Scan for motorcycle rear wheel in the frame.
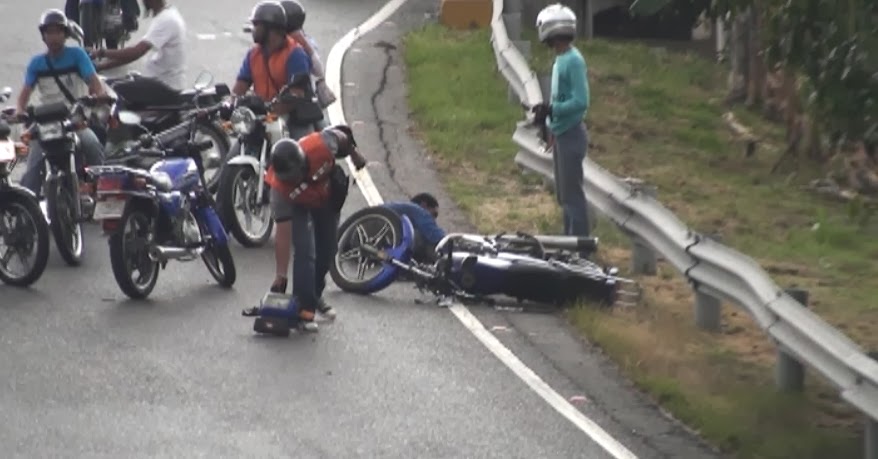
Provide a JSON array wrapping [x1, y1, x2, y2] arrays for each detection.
[[109, 205, 159, 299], [0, 194, 50, 287]]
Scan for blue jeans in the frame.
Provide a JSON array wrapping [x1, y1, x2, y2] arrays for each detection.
[[20, 127, 105, 197], [552, 122, 590, 237], [289, 204, 339, 313]]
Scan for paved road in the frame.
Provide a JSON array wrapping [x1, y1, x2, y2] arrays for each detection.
[[0, 1, 719, 458]]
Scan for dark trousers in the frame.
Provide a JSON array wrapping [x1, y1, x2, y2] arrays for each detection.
[[290, 204, 339, 313]]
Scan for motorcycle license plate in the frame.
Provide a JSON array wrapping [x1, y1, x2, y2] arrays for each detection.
[[0, 140, 14, 162], [93, 197, 126, 220]]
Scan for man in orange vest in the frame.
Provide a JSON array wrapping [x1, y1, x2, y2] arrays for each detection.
[[244, 125, 367, 333]]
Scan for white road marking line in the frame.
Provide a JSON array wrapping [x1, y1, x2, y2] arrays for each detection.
[[196, 33, 217, 40], [326, 2, 639, 458]]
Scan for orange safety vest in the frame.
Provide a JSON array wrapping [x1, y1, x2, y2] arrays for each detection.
[[247, 36, 302, 101], [265, 132, 335, 208]]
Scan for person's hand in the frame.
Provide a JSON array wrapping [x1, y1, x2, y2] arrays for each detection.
[[351, 151, 367, 170], [85, 47, 100, 60], [531, 102, 551, 122]]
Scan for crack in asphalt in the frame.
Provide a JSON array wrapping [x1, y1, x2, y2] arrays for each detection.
[[371, 40, 399, 185]]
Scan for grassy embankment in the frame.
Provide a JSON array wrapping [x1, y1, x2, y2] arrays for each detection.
[[402, 23, 873, 458]]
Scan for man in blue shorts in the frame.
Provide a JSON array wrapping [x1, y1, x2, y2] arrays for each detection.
[[17, 9, 107, 197], [384, 193, 447, 263]]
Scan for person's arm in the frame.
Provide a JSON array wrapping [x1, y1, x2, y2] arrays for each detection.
[[96, 18, 171, 70], [233, 53, 254, 97], [550, 55, 589, 119], [284, 47, 311, 97], [74, 48, 106, 97], [16, 58, 38, 113], [324, 130, 367, 169]]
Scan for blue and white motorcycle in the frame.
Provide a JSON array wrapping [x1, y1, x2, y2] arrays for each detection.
[[87, 109, 236, 299]]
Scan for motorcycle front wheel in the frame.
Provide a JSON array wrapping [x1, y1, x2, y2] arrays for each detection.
[[329, 206, 406, 294], [0, 192, 50, 287], [45, 176, 84, 266], [201, 240, 236, 288], [217, 165, 273, 248], [109, 204, 159, 299]]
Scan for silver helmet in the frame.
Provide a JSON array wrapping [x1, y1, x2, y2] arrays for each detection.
[[535, 3, 577, 43]]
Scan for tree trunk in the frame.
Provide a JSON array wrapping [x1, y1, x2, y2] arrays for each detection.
[[745, 6, 765, 108], [726, 8, 750, 104]]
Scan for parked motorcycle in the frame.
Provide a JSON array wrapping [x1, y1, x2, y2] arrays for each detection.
[[100, 71, 232, 193], [78, 0, 130, 50], [87, 110, 236, 300], [215, 83, 302, 248], [21, 94, 116, 267], [0, 87, 50, 287]]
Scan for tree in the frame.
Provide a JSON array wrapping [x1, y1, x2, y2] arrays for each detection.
[[631, 0, 878, 160]]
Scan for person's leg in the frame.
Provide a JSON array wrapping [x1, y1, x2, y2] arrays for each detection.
[[269, 189, 294, 292], [290, 205, 319, 331], [65, 0, 79, 22], [555, 123, 590, 237], [20, 142, 46, 197], [78, 127, 105, 167], [311, 205, 339, 319]]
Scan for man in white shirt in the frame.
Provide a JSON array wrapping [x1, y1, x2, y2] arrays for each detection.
[[90, 0, 186, 90]]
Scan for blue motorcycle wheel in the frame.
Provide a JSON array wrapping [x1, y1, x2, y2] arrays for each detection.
[[109, 205, 159, 299], [329, 206, 404, 294]]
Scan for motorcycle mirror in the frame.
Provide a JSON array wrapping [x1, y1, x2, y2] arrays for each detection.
[[0, 87, 12, 102], [243, 24, 253, 33], [193, 71, 214, 90], [117, 110, 142, 126]]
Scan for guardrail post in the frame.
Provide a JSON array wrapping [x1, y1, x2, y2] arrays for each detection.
[[506, 41, 531, 103], [624, 179, 657, 275], [775, 288, 809, 392], [502, 12, 522, 41], [538, 72, 551, 102], [867, 412, 878, 459], [694, 291, 721, 332]]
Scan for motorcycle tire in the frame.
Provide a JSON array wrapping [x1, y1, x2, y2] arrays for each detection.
[[197, 120, 232, 195], [109, 204, 159, 299], [329, 205, 405, 294], [217, 166, 273, 248], [201, 241, 236, 288], [0, 193, 50, 287], [45, 176, 84, 267]]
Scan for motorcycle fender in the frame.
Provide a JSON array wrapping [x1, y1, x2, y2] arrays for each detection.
[[195, 205, 229, 245], [0, 183, 39, 202], [363, 215, 416, 292], [225, 154, 259, 172]]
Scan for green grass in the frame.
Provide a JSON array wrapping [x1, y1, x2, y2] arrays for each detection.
[[402, 22, 866, 458]]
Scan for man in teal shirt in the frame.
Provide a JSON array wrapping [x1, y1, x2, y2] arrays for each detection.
[[533, 4, 591, 237]]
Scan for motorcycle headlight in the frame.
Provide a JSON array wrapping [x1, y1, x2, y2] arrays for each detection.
[[230, 106, 256, 136]]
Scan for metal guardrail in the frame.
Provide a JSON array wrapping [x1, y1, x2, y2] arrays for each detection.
[[491, 0, 878, 454]]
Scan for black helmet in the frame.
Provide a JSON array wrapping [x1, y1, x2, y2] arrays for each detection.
[[271, 138, 307, 183], [38, 9, 70, 35], [279, 0, 306, 33], [249, 1, 287, 31]]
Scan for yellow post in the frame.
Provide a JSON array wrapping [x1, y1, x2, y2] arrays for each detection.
[[439, 0, 493, 30]]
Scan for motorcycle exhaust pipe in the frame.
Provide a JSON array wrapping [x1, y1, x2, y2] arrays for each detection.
[[149, 245, 199, 261]]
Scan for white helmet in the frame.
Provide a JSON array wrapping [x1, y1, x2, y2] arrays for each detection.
[[535, 3, 577, 43]]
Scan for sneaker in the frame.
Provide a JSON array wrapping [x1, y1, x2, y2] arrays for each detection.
[[298, 309, 318, 333], [316, 298, 337, 320]]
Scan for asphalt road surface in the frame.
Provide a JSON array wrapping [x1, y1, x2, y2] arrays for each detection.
[[0, 1, 719, 457]]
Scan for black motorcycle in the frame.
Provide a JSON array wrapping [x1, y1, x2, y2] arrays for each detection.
[[22, 94, 115, 266], [100, 71, 232, 193], [0, 87, 50, 287]]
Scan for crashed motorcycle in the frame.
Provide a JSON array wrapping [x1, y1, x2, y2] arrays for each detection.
[[99, 71, 232, 192], [0, 87, 50, 287], [214, 83, 302, 248], [21, 94, 116, 267], [86, 110, 236, 300], [330, 206, 640, 307]]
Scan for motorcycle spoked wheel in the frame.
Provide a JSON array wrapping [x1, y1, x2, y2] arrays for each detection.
[[45, 176, 84, 267], [329, 206, 405, 294], [0, 195, 50, 287], [199, 220, 236, 288], [217, 166, 273, 248], [109, 205, 159, 299], [196, 121, 232, 195]]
